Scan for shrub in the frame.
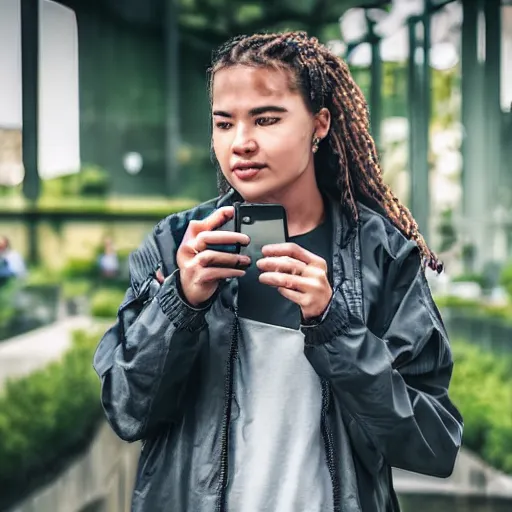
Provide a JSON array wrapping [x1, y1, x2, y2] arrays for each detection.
[[78, 164, 110, 197], [0, 279, 19, 330], [437, 295, 512, 325], [450, 341, 512, 473], [24, 266, 61, 287], [90, 287, 125, 318], [0, 329, 104, 509], [61, 256, 98, 280], [434, 295, 481, 310], [62, 279, 92, 300], [451, 273, 485, 288], [500, 262, 512, 299]]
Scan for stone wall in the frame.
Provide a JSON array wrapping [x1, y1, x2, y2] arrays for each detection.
[[8, 422, 140, 512], [399, 494, 512, 512], [394, 448, 512, 512]]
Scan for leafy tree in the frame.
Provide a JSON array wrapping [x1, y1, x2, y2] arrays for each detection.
[[178, 0, 354, 47]]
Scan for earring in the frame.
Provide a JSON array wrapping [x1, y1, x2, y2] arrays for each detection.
[[312, 136, 321, 153]]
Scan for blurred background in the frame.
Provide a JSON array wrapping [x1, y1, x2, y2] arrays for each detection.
[[0, 0, 511, 511]]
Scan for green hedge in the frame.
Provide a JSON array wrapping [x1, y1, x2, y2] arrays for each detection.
[[436, 295, 512, 324], [0, 329, 104, 509], [0, 280, 18, 330], [451, 341, 512, 473], [90, 288, 126, 318], [0, 195, 198, 218]]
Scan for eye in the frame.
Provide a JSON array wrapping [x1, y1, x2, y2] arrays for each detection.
[[215, 122, 232, 130], [256, 117, 280, 127]]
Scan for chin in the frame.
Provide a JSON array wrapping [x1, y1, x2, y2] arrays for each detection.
[[233, 183, 277, 203]]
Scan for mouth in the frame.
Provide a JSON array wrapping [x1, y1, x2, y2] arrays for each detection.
[[232, 162, 267, 180]]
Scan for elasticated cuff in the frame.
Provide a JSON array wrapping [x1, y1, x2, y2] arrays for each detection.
[[301, 288, 350, 345], [157, 271, 211, 332]]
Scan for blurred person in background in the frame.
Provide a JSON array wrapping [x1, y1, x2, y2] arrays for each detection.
[[93, 32, 463, 512], [0, 235, 26, 286], [97, 235, 119, 279]]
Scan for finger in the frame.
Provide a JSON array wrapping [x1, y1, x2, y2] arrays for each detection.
[[200, 206, 235, 232], [300, 264, 329, 281], [258, 272, 310, 292], [195, 230, 250, 251], [262, 243, 327, 271], [199, 267, 246, 283], [276, 286, 306, 306], [256, 256, 306, 275], [184, 207, 235, 240], [196, 251, 251, 269], [155, 269, 165, 284]]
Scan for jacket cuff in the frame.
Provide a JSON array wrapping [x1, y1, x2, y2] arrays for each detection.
[[157, 271, 211, 332], [301, 288, 350, 345]]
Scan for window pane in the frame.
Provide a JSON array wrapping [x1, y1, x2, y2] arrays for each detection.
[[39, 0, 80, 179], [502, 5, 512, 112], [0, 0, 23, 187]]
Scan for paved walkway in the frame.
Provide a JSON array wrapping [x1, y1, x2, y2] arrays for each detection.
[[0, 316, 93, 389]]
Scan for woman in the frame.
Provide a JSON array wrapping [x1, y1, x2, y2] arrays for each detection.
[[93, 31, 463, 512]]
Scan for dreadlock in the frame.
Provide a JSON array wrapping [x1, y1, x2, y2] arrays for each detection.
[[207, 31, 442, 273]]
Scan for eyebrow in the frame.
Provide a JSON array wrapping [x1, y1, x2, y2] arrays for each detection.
[[212, 105, 288, 118]]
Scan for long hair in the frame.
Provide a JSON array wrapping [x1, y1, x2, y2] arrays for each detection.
[[207, 31, 442, 273]]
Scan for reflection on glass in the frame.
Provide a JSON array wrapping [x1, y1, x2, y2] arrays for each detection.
[[502, 6, 512, 112], [0, 0, 23, 188], [39, 0, 80, 180]]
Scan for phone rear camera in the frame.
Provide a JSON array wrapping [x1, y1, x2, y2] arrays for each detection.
[[242, 216, 252, 224]]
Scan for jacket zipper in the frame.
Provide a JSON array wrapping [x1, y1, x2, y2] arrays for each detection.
[[321, 379, 341, 512], [216, 305, 239, 512]]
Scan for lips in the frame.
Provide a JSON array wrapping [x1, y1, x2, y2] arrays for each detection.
[[232, 162, 267, 180]]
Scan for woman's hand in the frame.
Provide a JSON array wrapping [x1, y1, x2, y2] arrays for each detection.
[[256, 243, 332, 320], [158, 207, 251, 307]]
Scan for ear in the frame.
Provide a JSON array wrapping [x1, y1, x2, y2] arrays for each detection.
[[313, 108, 331, 140]]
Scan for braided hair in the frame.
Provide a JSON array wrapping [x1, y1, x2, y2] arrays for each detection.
[[207, 31, 442, 273]]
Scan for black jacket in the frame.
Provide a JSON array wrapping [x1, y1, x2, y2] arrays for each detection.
[[93, 190, 463, 512]]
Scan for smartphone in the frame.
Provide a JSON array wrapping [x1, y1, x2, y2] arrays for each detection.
[[235, 203, 300, 329], [204, 203, 289, 255], [234, 203, 289, 257]]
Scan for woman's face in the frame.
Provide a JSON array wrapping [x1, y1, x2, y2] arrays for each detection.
[[211, 65, 330, 203]]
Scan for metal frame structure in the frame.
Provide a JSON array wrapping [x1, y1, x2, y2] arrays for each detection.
[[16, 0, 510, 267], [345, 0, 507, 267], [20, 0, 40, 263]]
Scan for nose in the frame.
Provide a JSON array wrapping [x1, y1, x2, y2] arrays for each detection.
[[232, 126, 257, 155]]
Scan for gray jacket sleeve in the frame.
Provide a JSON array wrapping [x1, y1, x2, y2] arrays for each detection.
[[93, 235, 209, 442], [303, 241, 463, 478]]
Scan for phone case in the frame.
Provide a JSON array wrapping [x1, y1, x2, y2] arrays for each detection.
[[235, 204, 289, 255], [235, 203, 300, 329]]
